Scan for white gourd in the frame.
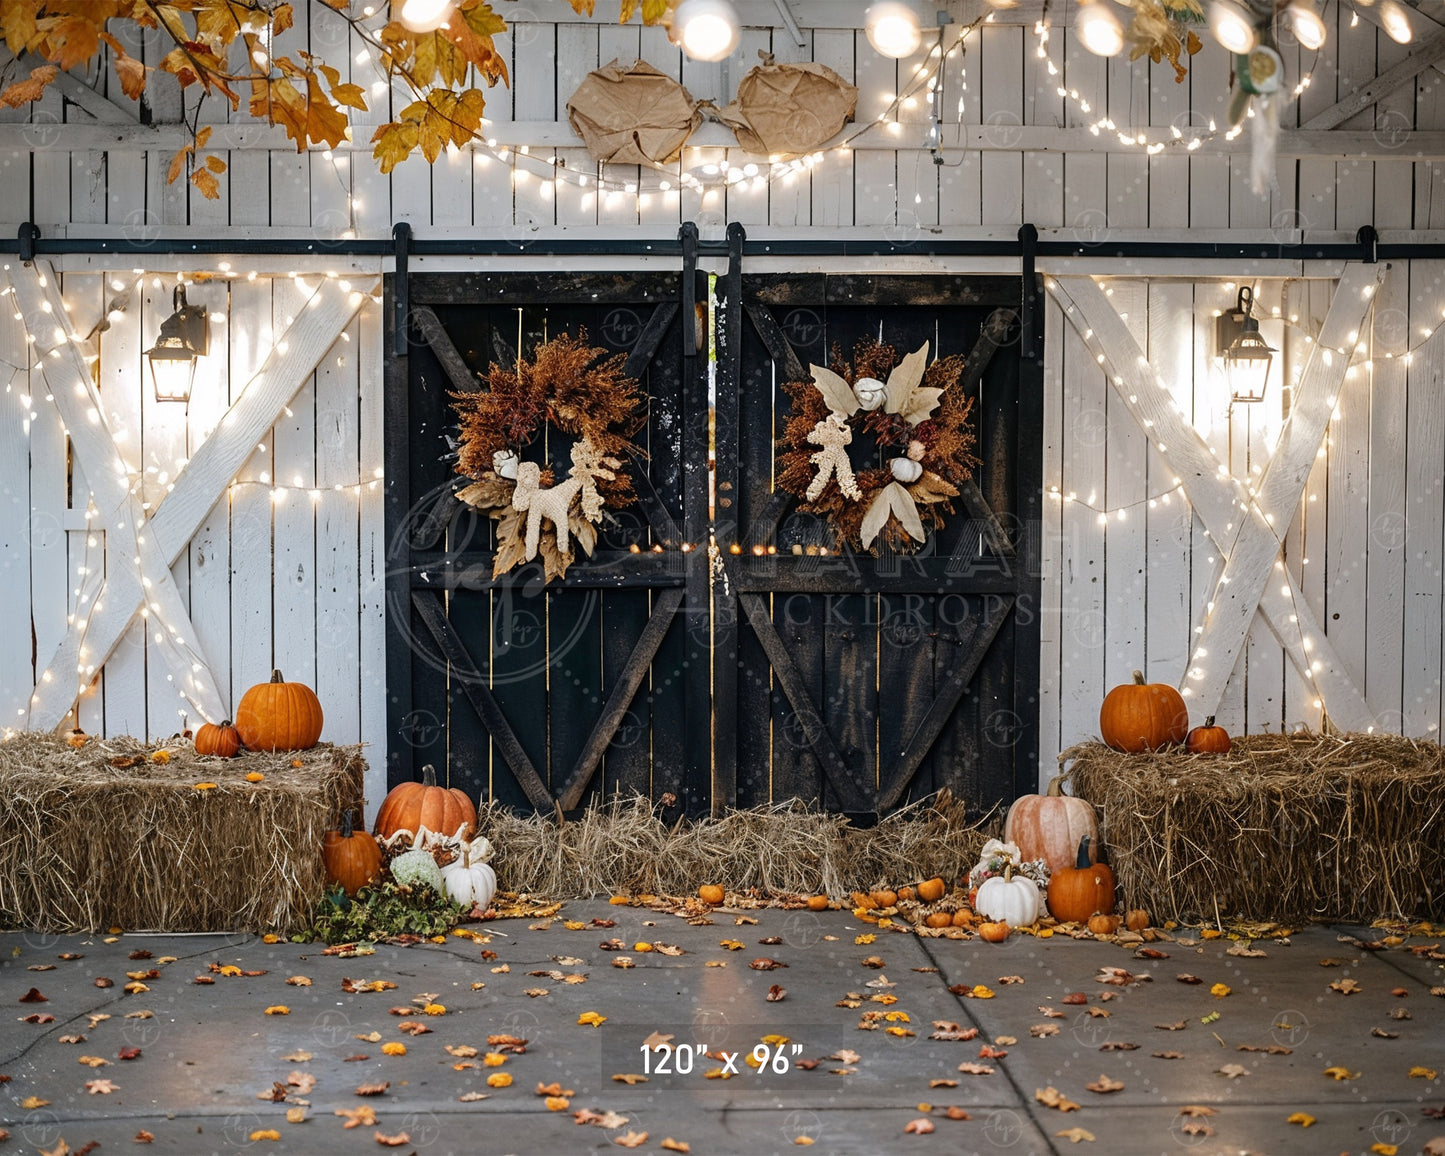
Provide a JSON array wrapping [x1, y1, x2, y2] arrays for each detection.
[[440, 836, 498, 909], [974, 868, 1043, 926]]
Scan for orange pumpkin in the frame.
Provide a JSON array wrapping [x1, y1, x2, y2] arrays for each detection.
[[977, 921, 1010, 943], [916, 877, 946, 903], [1003, 776, 1098, 873], [1186, 716, 1231, 755], [1047, 835, 1116, 924], [699, 884, 725, 905], [194, 720, 242, 758], [870, 889, 898, 909], [924, 912, 953, 929], [374, 764, 477, 844], [235, 670, 323, 751], [1099, 670, 1188, 752], [1088, 913, 1121, 936], [951, 909, 973, 927], [323, 811, 382, 896], [896, 886, 916, 903], [1125, 908, 1151, 931], [806, 895, 830, 911]]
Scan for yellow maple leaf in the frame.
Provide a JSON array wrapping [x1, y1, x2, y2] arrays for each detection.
[[1, 2, 41, 56], [20, 1095, 49, 1109], [45, 15, 100, 72], [371, 122, 419, 174], [577, 1011, 607, 1027], [1210, 983, 1231, 998], [855, 934, 876, 945], [1322, 1066, 1359, 1080], [972, 985, 995, 999], [192, 780, 217, 790], [1369, 1145, 1398, 1156], [1286, 1112, 1315, 1126], [249, 1129, 282, 1141], [620, 0, 639, 21], [486, 1071, 512, 1087], [641, 0, 667, 20], [482, 1053, 506, 1066], [423, 1003, 446, 1015], [1409, 1065, 1438, 1079], [569, 0, 597, 14], [719, 939, 744, 951], [263, 1005, 289, 1015]]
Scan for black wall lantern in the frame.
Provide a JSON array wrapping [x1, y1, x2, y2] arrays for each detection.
[[1215, 285, 1276, 405], [146, 284, 209, 404]]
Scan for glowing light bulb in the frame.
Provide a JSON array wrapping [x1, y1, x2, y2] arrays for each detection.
[[865, 1, 923, 59], [671, 0, 741, 61], [1208, 0, 1257, 54], [1076, 3, 1125, 56], [398, 0, 451, 33], [1380, 0, 1413, 43], [1286, 2, 1326, 50]]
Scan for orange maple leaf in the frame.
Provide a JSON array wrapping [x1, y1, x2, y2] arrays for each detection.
[[0, 64, 56, 108]]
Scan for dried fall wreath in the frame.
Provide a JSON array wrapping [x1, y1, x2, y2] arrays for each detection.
[[776, 336, 979, 552], [452, 331, 644, 582]]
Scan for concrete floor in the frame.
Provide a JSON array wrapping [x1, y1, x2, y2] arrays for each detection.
[[1, 904, 1443, 1155]]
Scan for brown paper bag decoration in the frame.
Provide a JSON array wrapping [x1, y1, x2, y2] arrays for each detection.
[[566, 59, 703, 167], [716, 55, 859, 159]]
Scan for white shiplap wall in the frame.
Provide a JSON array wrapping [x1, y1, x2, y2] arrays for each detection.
[[3, 5, 1445, 801]]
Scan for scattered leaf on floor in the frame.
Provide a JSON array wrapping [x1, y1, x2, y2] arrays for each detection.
[[1057, 1127, 1095, 1143], [1036, 1087, 1081, 1111], [1086, 1074, 1123, 1093], [1323, 1066, 1359, 1080], [1286, 1112, 1316, 1127], [903, 1119, 934, 1134]]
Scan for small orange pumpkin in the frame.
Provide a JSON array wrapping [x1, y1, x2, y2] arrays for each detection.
[[870, 889, 898, 909], [924, 912, 953, 929], [977, 921, 1010, 943], [917, 877, 946, 903], [1099, 670, 1188, 752], [235, 670, 323, 751], [851, 891, 876, 911], [1186, 716, 1231, 755], [1046, 836, 1117, 924], [323, 811, 382, 897], [951, 909, 973, 927], [896, 886, 916, 903], [698, 884, 725, 905], [195, 719, 242, 758], [1088, 913, 1121, 936], [806, 895, 829, 911], [1124, 908, 1151, 931], [374, 763, 477, 844]]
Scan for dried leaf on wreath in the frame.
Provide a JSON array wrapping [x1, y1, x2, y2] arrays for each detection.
[[809, 364, 862, 417], [883, 342, 931, 421]]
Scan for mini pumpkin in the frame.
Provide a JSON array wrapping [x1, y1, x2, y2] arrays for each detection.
[[924, 912, 953, 929], [977, 921, 1010, 943], [1099, 670, 1188, 752], [974, 867, 1043, 927], [917, 877, 947, 903], [951, 909, 973, 927], [374, 764, 477, 846], [1046, 836, 1116, 924], [698, 884, 725, 905], [870, 889, 898, 909], [323, 811, 382, 897], [1186, 715, 1231, 754], [1003, 776, 1099, 874], [1088, 913, 1121, 936], [1124, 908, 1151, 931], [195, 719, 242, 758], [807, 895, 830, 911], [235, 670, 323, 751], [440, 836, 497, 909]]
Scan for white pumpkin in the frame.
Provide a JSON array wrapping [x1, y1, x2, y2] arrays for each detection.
[[890, 456, 924, 484], [492, 449, 520, 480], [974, 868, 1043, 926], [440, 836, 497, 909], [853, 377, 887, 411]]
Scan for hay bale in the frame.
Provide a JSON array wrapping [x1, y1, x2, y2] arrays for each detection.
[[0, 733, 364, 933], [1061, 733, 1445, 923], [475, 790, 999, 899]]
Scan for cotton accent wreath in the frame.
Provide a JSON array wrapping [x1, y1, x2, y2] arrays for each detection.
[[776, 337, 979, 553], [452, 331, 643, 582]]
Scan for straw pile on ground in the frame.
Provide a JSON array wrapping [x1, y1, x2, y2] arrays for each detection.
[[0, 733, 364, 933], [474, 789, 998, 898], [1061, 733, 1445, 924]]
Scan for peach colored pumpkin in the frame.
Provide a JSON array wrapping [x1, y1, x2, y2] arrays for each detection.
[[1003, 776, 1099, 874]]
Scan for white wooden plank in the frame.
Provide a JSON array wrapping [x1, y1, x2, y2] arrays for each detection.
[[979, 24, 1022, 226], [1291, 279, 1330, 731], [1058, 296, 1107, 746], [1403, 264, 1445, 735], [1365, 262, 1408, 729], [852, 36, 897, 228], [314, 314, 361, 745], [1106, 51, 1147, 230], [228, 277, 275, 704], [229, 151, 271, 227], [1144, 282, 1195, 696], [596, 24, 644, 229], [94, 268, 148, 738], [186, 275, 232, 717], [514, 20, 560, 230], [270, 275, 318, 691], [811, 30, 855, 227], [0, 272, 33, 727], [1184, 39, 1229, 230], [357, 297, 387, 817], [1038, 292, 1065, 779], [1103, 280, 1148, 689], [555, 23, 600, 228]]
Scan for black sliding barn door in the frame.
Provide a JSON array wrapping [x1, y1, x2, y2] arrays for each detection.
[[384, 271, 712, 814], [385, 243, 1042, 822], [712, 249, 1043, 823]]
